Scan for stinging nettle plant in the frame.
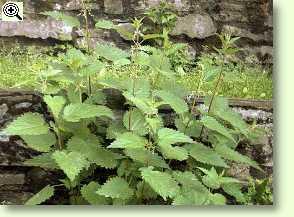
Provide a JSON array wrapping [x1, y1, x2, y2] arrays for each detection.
[[2, 6, 265, 205]]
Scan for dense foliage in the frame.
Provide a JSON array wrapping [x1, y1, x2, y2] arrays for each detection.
[[2, 2, 272, 205]]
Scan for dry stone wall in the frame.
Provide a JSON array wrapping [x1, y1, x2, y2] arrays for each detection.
[[0, 0, 273, 65]]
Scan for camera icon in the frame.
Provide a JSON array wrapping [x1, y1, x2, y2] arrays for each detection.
[[1, 1, 23, 21]]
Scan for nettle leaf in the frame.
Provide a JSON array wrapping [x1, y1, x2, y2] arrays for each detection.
[[4, 113, 49, 136], [198, 167, 221, 189], [222, 183, 245, 203], [67, 134, 101, 152], [126, 79, 151, 98], [158, 128, 194, 146], [209, 193, 226, 205], [172, 190, 208, 205], [21, 132, 56, 152], [140, 167, 180, 200], [106, 121, 128, 139], [108, 132, 147, 149], [95, 19, 116, 29], [52, 151, 90, 181], [204, 96, 229, 114], [63, 103, 113, 122], [85, 90, 107, 105], [124, 149, 169, 169], [61, 48, 88, 70], [201, 116, 235, 142], [41, 11, 80, 27], [123, 108, 148, 136], [157, 128, 193, 161], [43, 95, 66, 119], [81, 182, 110, 205], [185, 143, 228, 168], [216, 110, 249, 137], [25, 185, 55, 205], [66, 135, 121, 169], [215, 144, 262, 170], [95, 43, 130, 62], [97, 177, 134, 200], [136, 181, 158, 200], [175, 117, 201, 138], [146, 116, 163, 134], [80, 61, 105, 76], [154, 90, 188, 114], [123, 92, 156, 115], [172, 171, 208, 194], [24, 152, 58, 169]]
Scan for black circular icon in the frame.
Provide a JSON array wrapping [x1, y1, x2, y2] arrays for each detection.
[[3, 2, 22, 20]]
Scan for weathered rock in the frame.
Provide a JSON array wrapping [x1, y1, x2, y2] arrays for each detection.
[[104, 0, 124, 15], [222, 25, 272, 43], [0, 104, 8, 119], [171, 13, 216, 39], [0, 173, 25, 186], [0, 18, 73, 40], [14, 102, 32, 110]]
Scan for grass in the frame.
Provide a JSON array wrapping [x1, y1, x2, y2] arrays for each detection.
[[0, 46, 50, 89], [179, 67, 273, 100], [0, 47, 273, 100]]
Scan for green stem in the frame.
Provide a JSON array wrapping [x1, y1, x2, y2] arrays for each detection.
[[199, 70, 223, 139]]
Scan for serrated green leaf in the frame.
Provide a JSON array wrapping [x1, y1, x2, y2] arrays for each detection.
[[125, 149, 169, 169], [157, 128, 193, 161], [216, 110, 249, 137], [123, 92, 156, 115], [215, 144, 262, 170], [172, 171, 208, 194], [209, 193, 226, 205], [108, 132, 147, 149], [185, 143, 228, 167], [199, 167, 221, 189], [201, 116, 235, 142], [63, 103, 113, 122], [66, 135, 121, 169], [52, 151, 90, 181], [123, 108, 148, 136], [95, 43, 130, 62], [175, 118, 201, 138], [80, 61, 105, 76], [81, 182, 110, 205], [222, 183, 245, 203], [158, 128, 194, 146], [154, 90, 188, 114], [24, 152, 58, 169], [43, 95, 66, 119], [21, 132, 56, 152], [145, 116, 163, 134], [4, 113, 49, 136], [140, 167, 180, 200], [106, 121, 128, 139], [172, 190, 208, 205], [85, 90, 107, 105], [90, 148, 123, 169], [204, 96, 229, 114], [126, 79, 151, 98], [136, 181, 158, 200], [41, 11, 80, 27], [25, 185, 54, 205], [97, 177, 134, 200], [95, 19, 116, 29], [160, 145, 189, 161]]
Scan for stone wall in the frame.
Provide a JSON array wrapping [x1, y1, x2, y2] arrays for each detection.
[[0, 90, 273, 204], [0, 0, 273, 65]]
